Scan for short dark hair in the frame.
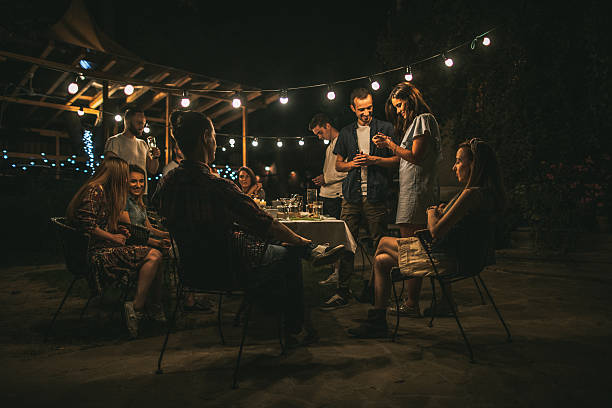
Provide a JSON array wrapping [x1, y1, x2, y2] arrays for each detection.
[[170, 110, 213, 154], [349, 88, 372, 106], [308, 113, 332, 131], [124, 108, 145, 120]]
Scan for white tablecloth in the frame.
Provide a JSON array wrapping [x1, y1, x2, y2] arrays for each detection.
[[280, 218, 357, 253]]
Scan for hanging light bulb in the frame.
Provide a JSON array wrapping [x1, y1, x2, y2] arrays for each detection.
[[324, 139, 330, 145], [77, 107, 85, 116], [404, 66, 413, 82], [443, 53, 454, 67], [370, 77, 380, 91], [279, 89, 289, 104], [68, 79, 79, 94], [232, 93, 242, 108], [143, 124, 150, 134], [276, 139, 283, 148], [221, 146, 227, 152], [124, 84, 134, 95], [252, 138, 258, 147], [229, 138, 235, 145], [326, 84, 336, 101], [298, 138, 305, 146], [180, 90, 190, 108], [482, 36, 491, 46], [114, 114, 122, 122]]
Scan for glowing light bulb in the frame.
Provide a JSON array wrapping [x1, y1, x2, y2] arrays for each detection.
[[232, 97, 242, 108], [124, 84, 134, 95], [404, 67, 413, 82], [324, 139, 330, 145], [252, 138, 258, 147], [143, 125, 150, 134], [370, 79, 380, 91], [327, 90, 336, 100], [444, 56, 454, 67], [482, 37, 491, 46], [221, 147, 227, 152], [68, 82, 79, 94], [77, 107, 85, 116], [276, 139, 283, 148], [298, 138, 305, 146], [280, 89, 289, 104], [180, 97, 190, 107], [229, 138, 235, 145], [114, 114, 122, 122]]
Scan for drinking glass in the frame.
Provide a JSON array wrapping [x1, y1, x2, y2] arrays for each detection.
[[306, 189, 317, 215], [313, 201, 323, 218]]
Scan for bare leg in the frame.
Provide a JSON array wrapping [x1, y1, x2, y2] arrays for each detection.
[[397, 223, 426, 308], [372, 237, 399, 309], [133, 249, 163, 310]]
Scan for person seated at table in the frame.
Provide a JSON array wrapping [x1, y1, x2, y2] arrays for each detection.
[[238, 166, 265, 200], [154, 110, 345, 344], [120, 164, 170, 250], [66, 157, 165, 338], [348, 138, 506, 338]]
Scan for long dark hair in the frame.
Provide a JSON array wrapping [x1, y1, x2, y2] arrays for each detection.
[[385, 82, 432, 136], [458, 138, 506, 212], [238, 166, 257, 192]]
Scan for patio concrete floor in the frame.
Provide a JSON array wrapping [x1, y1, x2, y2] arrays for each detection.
[[1, 237, 611, 407]]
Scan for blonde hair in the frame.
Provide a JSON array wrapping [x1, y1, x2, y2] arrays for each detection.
[[66, 157, 129, 232]]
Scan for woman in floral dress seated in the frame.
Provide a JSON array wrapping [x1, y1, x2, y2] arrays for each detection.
[[66, 157, 165, 338]]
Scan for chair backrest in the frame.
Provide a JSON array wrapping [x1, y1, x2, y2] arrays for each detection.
[[455, 214, 496, 276], [50, 217, 90, 278]]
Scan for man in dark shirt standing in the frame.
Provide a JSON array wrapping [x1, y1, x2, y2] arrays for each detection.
[[155, 111, 343, 340], [322, 88, 399, 309]]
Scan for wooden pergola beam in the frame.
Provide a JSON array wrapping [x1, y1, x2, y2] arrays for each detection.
[[10, 41, 55, 97], [0, 95, 99, 115], [140, 75, 192, 110]]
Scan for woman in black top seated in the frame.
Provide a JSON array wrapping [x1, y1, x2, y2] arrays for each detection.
[[349, 138, 506, 338]]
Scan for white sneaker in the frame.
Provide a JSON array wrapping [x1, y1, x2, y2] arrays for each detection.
[[124, 301, 144, 338], [318, 269, 339, 286], [311, 244, 345, 267]]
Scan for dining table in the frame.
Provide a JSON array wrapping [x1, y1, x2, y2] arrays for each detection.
[[279, 215, 357, 253]]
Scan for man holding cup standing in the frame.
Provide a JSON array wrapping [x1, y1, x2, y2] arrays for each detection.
[[104, 108, 160, 196], [320, 88, 398, 310]]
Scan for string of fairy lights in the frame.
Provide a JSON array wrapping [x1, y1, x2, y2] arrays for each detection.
[[2, 28, 495, 178]]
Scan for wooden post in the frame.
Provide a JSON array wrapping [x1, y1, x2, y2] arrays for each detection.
[[102, 81, 109, 142], [242, 105, 247, 167], [165, 94, 170, 166]]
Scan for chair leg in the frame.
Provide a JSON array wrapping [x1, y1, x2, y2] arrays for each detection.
[[217, 294, 225, 345], [79, 295, 93, 320], [392, 280, 401, 342], [428, 277, 436, 328], [438, 279, 474, 363], [233, 298, 248, 327], [477, 275, 512, 342], [156, 289, 182, 374], [472, 276, 486, 305], [44, 277, 78, 342], [277, 312, 286, 355], [232, 302, 252, 389]]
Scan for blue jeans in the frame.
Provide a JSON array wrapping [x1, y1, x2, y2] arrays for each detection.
[[251, 244, 305, 333]]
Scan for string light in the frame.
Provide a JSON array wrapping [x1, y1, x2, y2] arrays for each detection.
[[221, 147, 227, 151], [324, 139, 330, 145], [124, 84, 134, 95], [404, 66, 413, 82], [326, 85, 336, 101], [79, 59, 93, 70], [443, 53, 454, 67], [180, 90, 190, 108], [67, 79, 78, 94], [298, 138, 305, 146], [252, 138, 258, 147], [482, 36, 491, 46], [82, 129, 95, 172], [143, 124, 150, 134], [232, 93, 242, 108], [114, 114, 122, 122], [279, 89, 289, 104], [276, 139, 283, 148], [370, 77, 380, 91], [77, 107, 85, 116]]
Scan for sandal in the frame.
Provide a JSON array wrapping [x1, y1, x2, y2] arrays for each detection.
[[388, 300, 421, 317]]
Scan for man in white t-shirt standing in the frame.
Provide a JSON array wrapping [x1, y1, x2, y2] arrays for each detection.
[[309, 113, 346, 220], [104, 108, 160, 195]]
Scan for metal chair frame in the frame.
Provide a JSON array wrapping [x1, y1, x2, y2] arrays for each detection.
[[390, 229, 512, 362], [156, 235, 287, 389], [44, 217, 136, 341]]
